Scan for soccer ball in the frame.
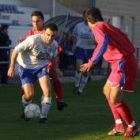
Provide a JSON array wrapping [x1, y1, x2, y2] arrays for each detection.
[[24, 103, 40, 119]]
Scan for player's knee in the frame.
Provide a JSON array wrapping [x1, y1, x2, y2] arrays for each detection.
[[23, 88, 34, 100], [23, 94, 33, 102], [103, 86, 111, 97], [103, 87, 108, 96], [110, 96, 120, 104]]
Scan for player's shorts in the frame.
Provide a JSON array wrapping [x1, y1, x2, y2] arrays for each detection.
[[17, 65, 48, 85], [76, 47, 94, 62], [108, 55, 138, 92]]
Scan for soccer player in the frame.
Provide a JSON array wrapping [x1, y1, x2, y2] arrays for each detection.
[[8, 23, 58, 123], [80, 7, 139, 138], [72, 11, 96, 95], [18, 11, 67, 111]]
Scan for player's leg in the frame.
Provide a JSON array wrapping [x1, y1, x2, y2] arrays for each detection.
[[49, 66, 67, 111], [38, 74, 52, 122], [77, 49, 93, 95], [19, 84, 34, 120], [17, 65, 35, 120], [73, 58, 83, 94], [22, 83, 34, 108], [73, 47, 83, 94], [50, 67, 63, 101], [108, 58, 138, 138], [78, 72, 90, 95], [119, 57, 138, 138], [109, 86, 138, 137], [103, 80, 125, 135], [20, 83, 34, 121]]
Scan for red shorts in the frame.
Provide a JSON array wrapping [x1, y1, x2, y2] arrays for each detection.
[[108, 55, 138, 92]]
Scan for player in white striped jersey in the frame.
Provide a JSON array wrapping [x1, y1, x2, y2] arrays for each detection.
[[8, 23, 58, 123], [72, 11, 96, 95]]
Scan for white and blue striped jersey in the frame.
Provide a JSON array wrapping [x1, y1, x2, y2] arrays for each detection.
[[72, 21, 96, 49], [14, 34, 58, 69]]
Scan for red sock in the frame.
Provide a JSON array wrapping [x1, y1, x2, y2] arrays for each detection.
[[106, 98, 121, 120], [114, 101, 133, 125], [53, 79, 63, 102]]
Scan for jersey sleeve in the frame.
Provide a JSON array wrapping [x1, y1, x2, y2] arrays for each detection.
[[89, 25, 109, 64], [14, 36, 34, 52]]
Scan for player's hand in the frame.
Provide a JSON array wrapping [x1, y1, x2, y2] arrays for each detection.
[[80, 62, 93, 73], [7, 66, 15, 77]]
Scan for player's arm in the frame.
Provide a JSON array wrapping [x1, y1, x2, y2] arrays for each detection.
[[89, 27, 109, 64], [80, 26, 109, 73], [8, 37, 33, 77], [7, 49, 18, 77]]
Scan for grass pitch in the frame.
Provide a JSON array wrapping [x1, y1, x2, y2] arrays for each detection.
[[0, 80, 140, 140]]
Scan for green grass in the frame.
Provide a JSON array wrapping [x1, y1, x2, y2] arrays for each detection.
[[0, 80, 140, 140]]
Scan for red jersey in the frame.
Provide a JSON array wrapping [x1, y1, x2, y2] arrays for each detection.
[[89, 21, 135, 64], [23, 27, 44, 39]]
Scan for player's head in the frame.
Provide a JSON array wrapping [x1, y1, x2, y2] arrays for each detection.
[[44, 23, 58, 44], [31, 11, 44, 31], [85, 7, 104, 27]]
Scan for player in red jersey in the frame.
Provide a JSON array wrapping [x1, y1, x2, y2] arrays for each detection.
[[18, 11, 67, 111], [80, 7, 139, 138]]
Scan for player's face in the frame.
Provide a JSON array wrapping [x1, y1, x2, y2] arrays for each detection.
[[31, 16, 44, 31], [44, 28, 57, 44]]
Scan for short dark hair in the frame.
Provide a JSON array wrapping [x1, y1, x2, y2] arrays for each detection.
[[83, 10, 86, 18], [31, 11, 44, 20], [85, 7, 104, 23], [44, 23, 58, 32]]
